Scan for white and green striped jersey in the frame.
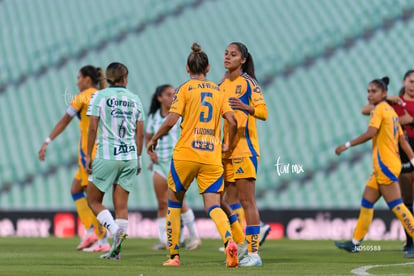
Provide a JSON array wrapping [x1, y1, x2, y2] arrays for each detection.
[[87, 86, 145, 160], [146, 109, 180, 162]]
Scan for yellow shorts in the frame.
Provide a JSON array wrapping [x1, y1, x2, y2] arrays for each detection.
[[74, 141, 96, 187], [366, 166, 400, 190], [223, 156, 259, 183], [168, 159, 224, 194]]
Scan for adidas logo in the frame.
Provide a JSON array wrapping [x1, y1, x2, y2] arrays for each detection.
[[235, 167, 244, 174]]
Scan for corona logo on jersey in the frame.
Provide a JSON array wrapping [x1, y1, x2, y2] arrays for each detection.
[[106, 97, 136, 108], [110, 109, 133, 117]]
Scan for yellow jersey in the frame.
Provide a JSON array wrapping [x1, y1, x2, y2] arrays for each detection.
[[369, 101, 403, 178], [220, 73, 267, 158], [169, 79, 232, 165], [68, 87, 98, 150]]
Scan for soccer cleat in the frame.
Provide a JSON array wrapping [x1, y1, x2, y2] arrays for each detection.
[[100, 229, 127, 260], [334, 240, 359, 253], [259, 222, 271, 246], [403, 243, 414, 253], [218, 246, 225, 252], [100, 251, 121, 260], [152, 242, 168, 251], [82, 241, 111, 252], [185, 237, 201, 250], [163, 255, 180, 266], [237, 242, 248, 259], [239, 253, 262, 267], [77, 232, 98, 250], [404, 244, 414, 258], [225, 240, 239, 268]]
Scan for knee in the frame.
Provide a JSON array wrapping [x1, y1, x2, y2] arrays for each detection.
[[159, 201, 168, 213], [387, 198, 403, 210], [239, 194, 255, 207], [205, 205, 215, 215], [204, 204, 219, 215], [86, 196, 94, 208], [71, 185, 84, 195]]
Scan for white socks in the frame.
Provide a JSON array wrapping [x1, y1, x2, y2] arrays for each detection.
[[157, 217, 167, 244], [115, 218, 128, 233], [181, 209, 199, 239], [97, 209, 119, 234]]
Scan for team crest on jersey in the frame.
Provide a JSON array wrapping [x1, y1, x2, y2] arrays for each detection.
[[235, 85, 242, 95], [233, 158, 243, 164]]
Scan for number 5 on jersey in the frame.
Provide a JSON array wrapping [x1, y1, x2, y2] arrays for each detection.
[[200, 92, 212, 123]]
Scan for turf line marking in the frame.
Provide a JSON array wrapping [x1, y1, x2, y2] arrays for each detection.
[[351, 262, 414, 275]]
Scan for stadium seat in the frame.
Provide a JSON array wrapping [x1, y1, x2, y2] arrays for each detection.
[[1, 0, 414, 210]]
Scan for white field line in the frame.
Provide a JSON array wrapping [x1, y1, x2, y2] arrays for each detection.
[[351, 262, 414, 275]]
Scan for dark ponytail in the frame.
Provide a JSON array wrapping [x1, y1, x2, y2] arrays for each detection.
[[399, 70, 414, 96], [230, 42, 256, 81], [80, 65, 106, 89], [106, 62, 128, 86], [148, 84, 173, 116], [371, 76, 389, 91], [187, 42, 209, 75]]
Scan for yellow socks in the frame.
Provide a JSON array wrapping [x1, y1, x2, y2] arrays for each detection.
[[352, 198, 374, 243], [230, 203, 246, 229], [73, 192, 106, 239], [166, 200, 182, 257], [229, 214, 245, 244], [208, 205, 232, 245], [73, 193, 93, 230], [91, 216, 106, 239], [245, 225, 260, 253], [390, 199, 414, 238], [352, 198, 414, 244], [352, 207, 374, 242]]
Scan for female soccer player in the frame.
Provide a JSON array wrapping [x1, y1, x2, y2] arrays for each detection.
[[334, 77, 414, 258], [38, 65, 109, 252], [146, 84, 201, 251], [361, 71, 414, 251], [389, 70, 414, 251], [147, 43, 239, 267], [86, 62, 145, 260], [220, 42, 268, 266]]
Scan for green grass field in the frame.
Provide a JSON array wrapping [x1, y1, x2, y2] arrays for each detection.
[[1, 238, 414, 275]]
